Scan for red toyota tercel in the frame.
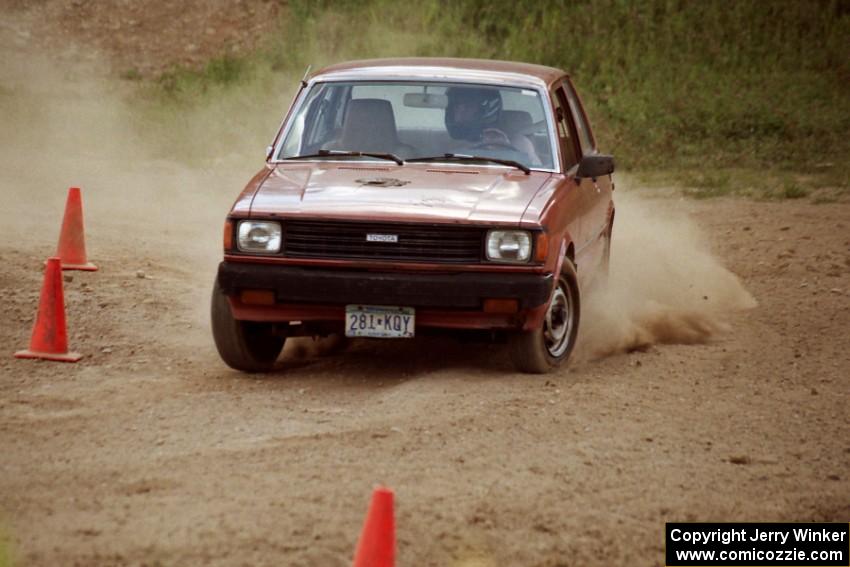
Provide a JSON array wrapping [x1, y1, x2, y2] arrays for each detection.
[[212, 58, 615, 374]]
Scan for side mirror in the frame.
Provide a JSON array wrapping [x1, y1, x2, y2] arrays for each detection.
[[265, 145, 275, 160], [575, 154, 615, 180]]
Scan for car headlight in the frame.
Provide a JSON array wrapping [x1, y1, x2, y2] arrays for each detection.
[[237, 220, 282, 253], [486, 229, 532, 263]]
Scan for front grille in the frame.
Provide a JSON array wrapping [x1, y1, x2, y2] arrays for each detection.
[[282, 220, 484, 263]]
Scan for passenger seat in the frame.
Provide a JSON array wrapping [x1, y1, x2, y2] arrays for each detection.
[[324, 99, 417, 158]]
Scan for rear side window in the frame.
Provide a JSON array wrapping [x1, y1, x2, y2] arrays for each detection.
[[501, 88, 546, 123], [553, 87, 579, 170], [349, 84, 446, 129], [562, 81, 594, 155]]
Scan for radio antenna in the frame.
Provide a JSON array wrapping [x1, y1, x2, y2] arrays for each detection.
[[300, 64, 312, 87]]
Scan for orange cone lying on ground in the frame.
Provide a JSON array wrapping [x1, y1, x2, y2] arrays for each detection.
[[56, 186, 97, 271], [352, 486, 395, 567], [14, 257, 82, 362]]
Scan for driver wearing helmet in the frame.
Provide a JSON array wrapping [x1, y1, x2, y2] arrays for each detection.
[[445, 87, 540, 165]]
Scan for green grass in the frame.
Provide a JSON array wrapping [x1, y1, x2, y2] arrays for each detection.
[[812, 194, 840, 204], [120, 68, 142, 81], [156, 54, 249, 95], [0, 533, 12, 567], [136, 0, 850, 200], [780, 182, 811, 200], [639, 166, 845, 202], [679, 170, 735, 199]]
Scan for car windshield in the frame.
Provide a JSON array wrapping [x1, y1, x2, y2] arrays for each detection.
[[276, 81, 555, 170]]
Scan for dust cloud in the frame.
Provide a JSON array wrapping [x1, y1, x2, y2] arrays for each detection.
[[0, 30, 295, 248], [577, 189, 757, 360], [0, 35, 296, 338]]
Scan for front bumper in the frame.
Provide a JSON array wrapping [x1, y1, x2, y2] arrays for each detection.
[[218, 262, 553, 309], [217, 261, 554, 330]]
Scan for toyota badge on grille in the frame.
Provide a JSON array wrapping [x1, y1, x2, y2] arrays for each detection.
[[366, 234, 399, 243]]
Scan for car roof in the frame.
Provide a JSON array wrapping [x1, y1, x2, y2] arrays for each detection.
[[309, 57, 567, 89]]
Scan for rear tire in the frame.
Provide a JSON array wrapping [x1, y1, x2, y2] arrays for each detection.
[[211, 277, 285, 373], [509, 259, 580, 374]]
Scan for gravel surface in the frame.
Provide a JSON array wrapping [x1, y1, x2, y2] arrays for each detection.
[[1, 7, 848, 566]]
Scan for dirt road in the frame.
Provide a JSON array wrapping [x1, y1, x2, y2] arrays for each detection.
[[1, 9, 849, 567]]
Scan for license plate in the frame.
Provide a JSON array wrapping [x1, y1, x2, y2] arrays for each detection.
[[345, 305, 415, 338]]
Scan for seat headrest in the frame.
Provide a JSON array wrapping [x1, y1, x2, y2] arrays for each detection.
[[336, 98, 400, 153], [499, 110, 533, 135]]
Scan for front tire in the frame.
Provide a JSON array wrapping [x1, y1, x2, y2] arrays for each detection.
[[509, 260, 580, 374], [211, 278, 285, 373]]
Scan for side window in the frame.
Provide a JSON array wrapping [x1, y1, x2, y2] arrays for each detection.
[[304, 85, 347, 151], [281, 113, 305, 157], [553, 87, 579, 170], [563, 81, 594, 155]]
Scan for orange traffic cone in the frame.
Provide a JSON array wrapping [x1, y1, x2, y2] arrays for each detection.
[[56, 187, 97, 271], [14, 257, 82, 362], [352, 486, 395, 567]]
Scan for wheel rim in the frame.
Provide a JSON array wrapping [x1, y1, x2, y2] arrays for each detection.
[[543, 284, 573, 358]]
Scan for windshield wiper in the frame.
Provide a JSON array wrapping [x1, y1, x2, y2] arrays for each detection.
[[282, 149, 404, 166], [407, 153, 531, 175]]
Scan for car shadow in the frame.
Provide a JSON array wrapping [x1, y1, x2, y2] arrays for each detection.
[[268, 333, 515, 381]]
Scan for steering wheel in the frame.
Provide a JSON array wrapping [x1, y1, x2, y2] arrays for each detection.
[[470, 141, 518, 152], [470, 128, 518, 152]]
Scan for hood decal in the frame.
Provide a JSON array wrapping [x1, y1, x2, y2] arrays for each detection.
[[355, 177, 411, 187]]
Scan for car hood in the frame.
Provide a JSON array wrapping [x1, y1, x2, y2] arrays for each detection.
[[246, 164, 551, 225]]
